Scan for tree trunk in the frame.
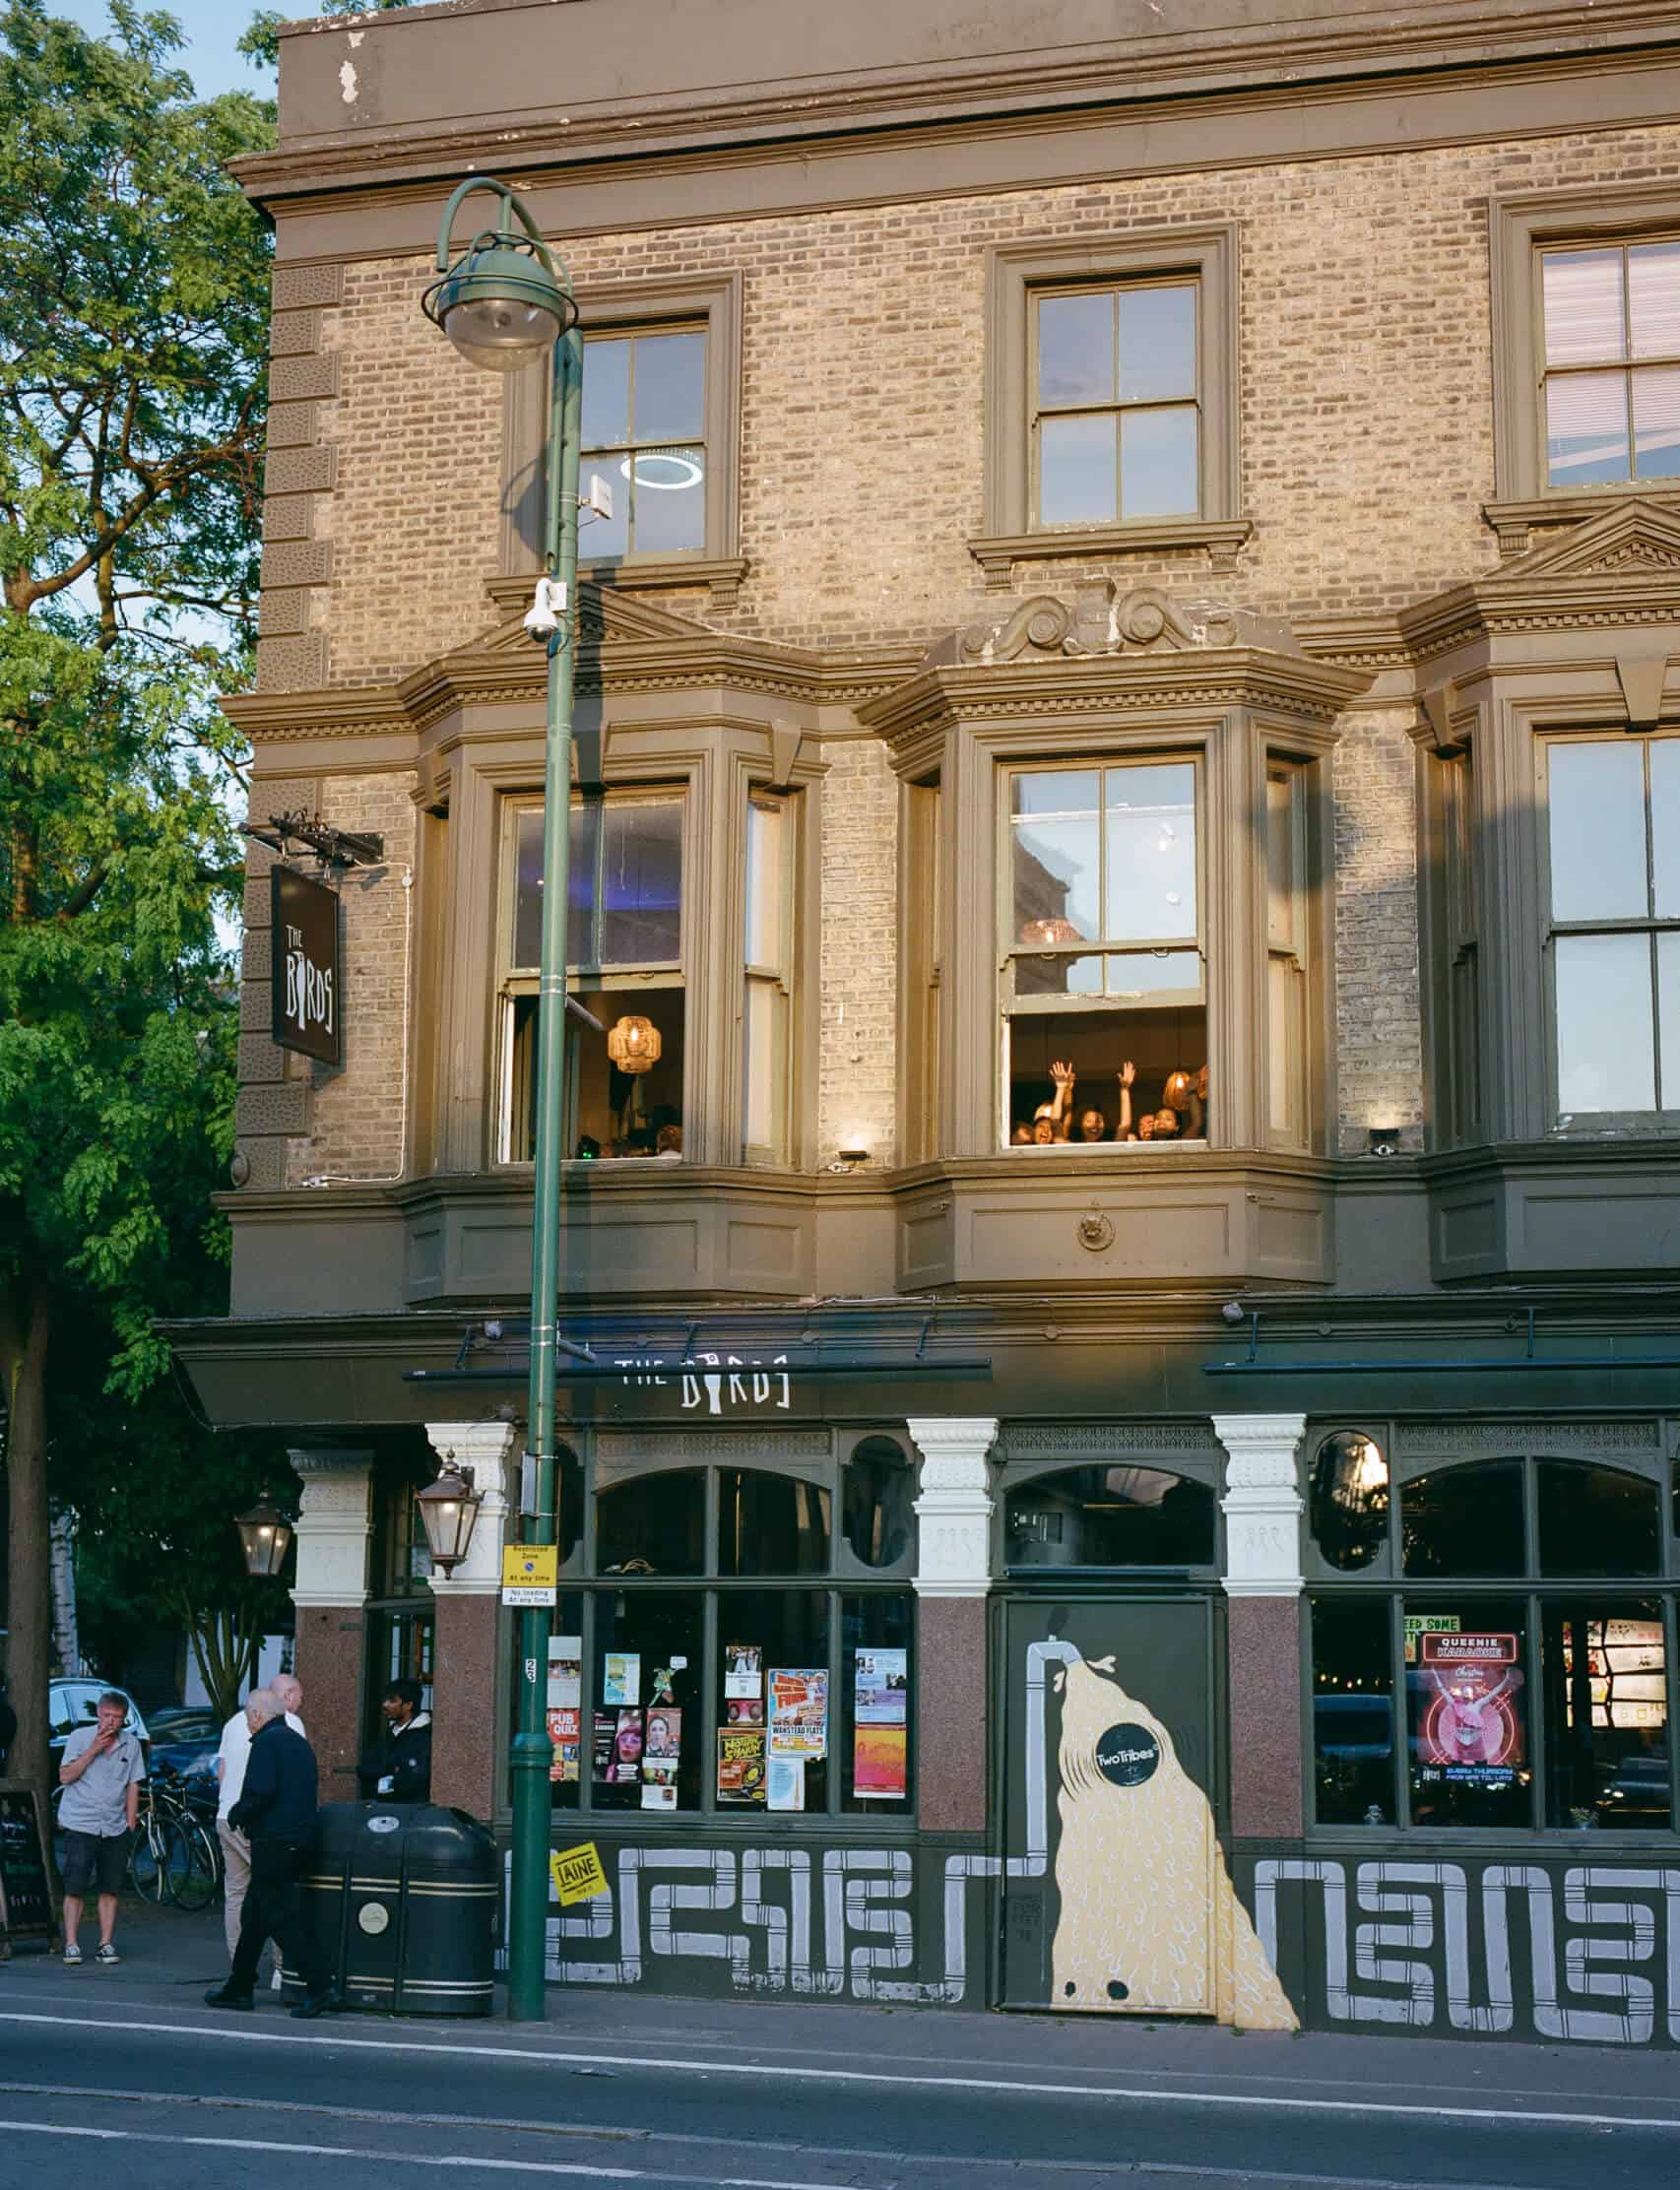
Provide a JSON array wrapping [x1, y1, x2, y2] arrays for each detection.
[[1, 1273, 52, 1803]]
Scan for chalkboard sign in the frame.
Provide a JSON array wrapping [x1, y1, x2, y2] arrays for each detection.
[[0, 1781, 55, 1946]]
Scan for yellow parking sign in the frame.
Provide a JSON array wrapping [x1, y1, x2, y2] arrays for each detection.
[[549, 1841, 609, 1905], [501, 1542, 558, 1604]]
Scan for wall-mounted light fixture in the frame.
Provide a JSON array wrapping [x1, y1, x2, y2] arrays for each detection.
[[828, 1136, 872, 1174], [1367, 1125, 1402, 1159]]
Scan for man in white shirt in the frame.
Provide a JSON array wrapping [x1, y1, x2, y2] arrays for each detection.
[[217, 1671, 305, 1961]]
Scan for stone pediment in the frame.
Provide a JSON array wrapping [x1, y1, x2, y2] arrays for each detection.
[[937, 580, 1293, 667], [479, 576, 726, 654], [1487, 496, 1680, 585]]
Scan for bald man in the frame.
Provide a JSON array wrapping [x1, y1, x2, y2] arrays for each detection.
[[217, 1674, 305, 1962], [206, 1690, 335, 2018]]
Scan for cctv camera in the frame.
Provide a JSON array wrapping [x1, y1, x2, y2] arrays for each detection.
[[1220, 1301, 1246, 1325]]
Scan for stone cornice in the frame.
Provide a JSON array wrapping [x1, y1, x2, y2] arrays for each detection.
[[242, 4, 1680, 211]]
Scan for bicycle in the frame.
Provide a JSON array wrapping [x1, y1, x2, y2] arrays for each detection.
[[129, 1764, 222, 1910]]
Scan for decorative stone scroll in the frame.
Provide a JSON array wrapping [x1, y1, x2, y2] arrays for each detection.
[[956, 579, 1291, 666]]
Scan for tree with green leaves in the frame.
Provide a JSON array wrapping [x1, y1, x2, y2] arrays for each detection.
[[0, 1, 275, 1797]]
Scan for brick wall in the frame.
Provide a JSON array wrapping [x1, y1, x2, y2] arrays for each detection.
[[817, 738, 900, 1164], [1331, 710, 1426, 1152]]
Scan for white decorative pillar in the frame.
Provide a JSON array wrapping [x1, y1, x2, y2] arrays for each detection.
[[422, 1420, 518, 1597], [423, 1420, 520, 1818], [907, 1416, 999, 1835], [286, 1449, 374, 1802], [1212, 1412, 1308, 1842]]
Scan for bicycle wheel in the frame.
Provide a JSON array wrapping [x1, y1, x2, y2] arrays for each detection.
[[168, 1819, 221, 1912], [128, 1820, 170, 1903]]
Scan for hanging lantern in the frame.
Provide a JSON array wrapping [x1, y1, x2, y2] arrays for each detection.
[[607, 1015, 661, 1074], [1163, 1068, 1195, 1112], [234, 1492, 293, 1579], [416, 1460, 483, 1576]]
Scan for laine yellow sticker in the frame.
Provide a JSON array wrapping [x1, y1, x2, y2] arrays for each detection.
[[549, 1842, 609, 1905], [501, 1543, 558, 1604]]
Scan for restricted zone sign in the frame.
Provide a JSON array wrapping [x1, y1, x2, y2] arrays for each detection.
[[549, 1842, 609, 1905]]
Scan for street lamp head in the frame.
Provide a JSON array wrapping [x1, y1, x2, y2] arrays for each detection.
[[422, 178, 577, 373], [234, 1491, 293, 1580]]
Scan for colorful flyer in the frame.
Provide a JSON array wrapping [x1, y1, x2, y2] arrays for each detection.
[[766, 1756, 806, 1812], [611, 1707, 644, 1783], [644, 1707, 681, 1763], [855, 1647, 907, 1725], [603, 1652, 641, 1707], [1415, 1631, 1524, 1783], [768, 1668, 828, 1759], [724, 1695, 764, 1726], [591, 1712, 617, 1783], [854, 1723, 908, 1800], [640, 1779, 677, 1811], [547, 1635, 582, 1708], [716, 1726, 767, 1803], [547, 1706, 581, 1783], [724, 1642, 762, 1700]]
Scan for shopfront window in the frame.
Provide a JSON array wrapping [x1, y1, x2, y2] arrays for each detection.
[[1307, 1436, 1677, 1834], [515, 1448, 914, 1820], [1004, 1463, 1216, 1570]]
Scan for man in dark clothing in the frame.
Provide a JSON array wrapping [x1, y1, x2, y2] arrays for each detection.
[[205, 1690, 337, 2018], [359, 1677, 432, 1803], [0, 1680, 16, 1771]]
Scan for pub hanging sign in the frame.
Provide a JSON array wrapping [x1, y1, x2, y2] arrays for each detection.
[[271, 867, 341, 1064]]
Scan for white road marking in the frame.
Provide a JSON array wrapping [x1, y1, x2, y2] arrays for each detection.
[[0, 2011, 1677, 2136], [0, 2119, 825, 2186]]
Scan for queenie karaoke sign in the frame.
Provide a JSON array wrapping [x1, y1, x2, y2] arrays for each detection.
[[271, 867, 341, 1065]]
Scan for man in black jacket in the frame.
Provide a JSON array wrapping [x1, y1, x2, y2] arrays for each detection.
[[205, 1690, 337, 2018], [359, 1678, 432, 1803]]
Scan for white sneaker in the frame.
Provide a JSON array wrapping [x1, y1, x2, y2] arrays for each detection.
[[61, 1943, 82, 1965], [95, 1944, 121, 1966]]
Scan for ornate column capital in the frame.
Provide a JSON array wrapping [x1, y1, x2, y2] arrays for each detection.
[[423, 1419, 518, 1597], [1213, 1412, 1307, 1599], [286, 1448, 374, 1610], [907, 1415, 999, 1599]]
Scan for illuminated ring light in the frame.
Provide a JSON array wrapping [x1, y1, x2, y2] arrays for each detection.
[[618, 448, 704, 491]]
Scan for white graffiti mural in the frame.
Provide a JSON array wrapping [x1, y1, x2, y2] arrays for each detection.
[[1255, 1859, 1680, 2044]]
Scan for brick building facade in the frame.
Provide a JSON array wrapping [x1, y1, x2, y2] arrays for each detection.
[[172, 0, 1680, 2045]]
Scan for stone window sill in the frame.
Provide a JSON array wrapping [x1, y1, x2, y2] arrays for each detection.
[[968, 521, 1251, 589], [579, 553, 749, 606]]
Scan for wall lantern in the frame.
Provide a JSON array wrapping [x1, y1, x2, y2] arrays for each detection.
[[234, 1492, 293, 1579], [416, 1459, 483, 1576], [607, 1015, 661, 1074]]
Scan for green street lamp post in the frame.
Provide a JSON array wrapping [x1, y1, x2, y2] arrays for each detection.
[[423, 176, 582, 2021]]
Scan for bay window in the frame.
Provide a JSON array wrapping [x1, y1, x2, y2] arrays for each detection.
[[742, 791, 795, 1165]]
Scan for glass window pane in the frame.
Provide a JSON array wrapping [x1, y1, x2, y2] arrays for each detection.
[[590, 1590, 704, 1813], [1036, 290, 1114, 406], [843, 1593, 914, 1814], [716, 1469, 831, 1577], [1555, 933, 1654, 1114], [513, 807, 546, 968], [628, 445, 705, 553], [744, 798, 785, 968], [1547, 740, 1648, 921], [1541, 1601, 1669, 1829], [1103, 950, 1202, 998], [715, 1589, 829, 1812], [1406, 1601, 1532, 1829], [1542, 248, 1626, 365], [743, 977, 783, 1153], [1650, 741, 1680, 918], [601, 802, 682, 963], [1104, 763, 1197, 941], [631, 332, 705, 442], [567, 801, 600, 966], [1536, 1460, 1660, 1578], [1006, 1006, 1207, 1144], [1038, 413, 1117, 526], [1003, 1465, 1215, 1567], [581, 337, 631, 447], [1628, 240, 1680, 359], [1120, 406, 1198, 518], [1311, 1596, 1395, 1825], [1658, 931, 1680, 1106], [1115, 284, 1195, 402], [595, 1467, 704, 1576], [1010, 770, 1101, 941], [1546, 368, 1632, 486], [1266, 772, 1298, 951], [1014, 951, 1105, 998], [1633, 364, 1680, 481], [580, 462, 627, 558], [843, 1439, 914, 1569], [1401, 1459, 1524, 1577], [1309, 1431, 1389, 1573]]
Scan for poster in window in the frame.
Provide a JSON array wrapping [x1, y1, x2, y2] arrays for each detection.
[[853, 1644, 909, 1799], [767, 1756, 805, 1812], [547, 1635, 582, 1708], [611, 1708, 644, 1783], [641, 1707, 680, 1808], [591, 1712, 617, 1783], [716, 1727, 767, 1803], [1415, 1632, 1524, 1784], [603, 1652, 641, 1707], [768, 1668, 828, 1759], [724, 1642, 762, 1700], [855, 1648, 907, 1724], [547, 1707, 580, 1783]]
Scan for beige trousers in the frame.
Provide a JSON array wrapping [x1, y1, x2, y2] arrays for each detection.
[[218, 1820, 251, 1960]]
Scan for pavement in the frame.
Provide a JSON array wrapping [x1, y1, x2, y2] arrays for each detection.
[[2, 1895, 1679, 2187]]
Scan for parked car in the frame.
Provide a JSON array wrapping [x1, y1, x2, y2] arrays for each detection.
[[49, 1677, 149, 1763]]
